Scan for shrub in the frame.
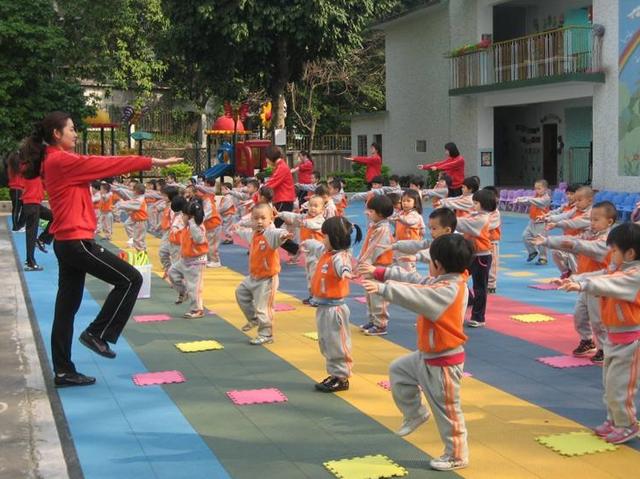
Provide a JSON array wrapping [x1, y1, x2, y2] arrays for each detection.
[[0, 187, 9, 201], [161, 163, 193, 182]]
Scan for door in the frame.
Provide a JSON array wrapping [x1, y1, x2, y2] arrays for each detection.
[[543, 124, 558, 185]]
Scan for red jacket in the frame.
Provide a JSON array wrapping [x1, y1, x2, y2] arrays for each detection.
[[22, 177, 44, 205], [297, 159, 314, 184], [42, 146, 152, 240], [353, 154, 382, 183], [421, 155, 465, 189], [8, 165, 24, 190], [266, 158, 295, 203]]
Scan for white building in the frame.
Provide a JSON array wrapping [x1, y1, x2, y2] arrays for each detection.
[[352, 0, 639, 191]]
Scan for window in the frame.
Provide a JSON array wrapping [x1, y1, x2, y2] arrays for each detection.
[[416, 140, 427, 153], [357, 135, 368, 156], [374, 134, 382, 153]]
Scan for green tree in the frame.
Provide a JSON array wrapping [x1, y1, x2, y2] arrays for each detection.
[[0, 0, 92, 155]]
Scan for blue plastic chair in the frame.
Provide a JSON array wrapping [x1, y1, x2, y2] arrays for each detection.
[[621, 193, 640, 221]]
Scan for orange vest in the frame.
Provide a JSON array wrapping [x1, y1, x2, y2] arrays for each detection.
[[180, 227, 209, 258], [99, 195, 114, 213], [310, 251, 350, 299], [160, 208, 173, 231], [362, 226, 393, 266], [203, 195, 222, 230], [576, 249, 611, 274], [565, 210, 587, 236], [336, 196, 348, 216], [464, 222, 492, 253], [417, 273, 469, 354], [249, 231, 281, 279], [529, 201, 549, 220], [301, 226, 324, 242], [131, 200, 148, 221], [600, 267, 640, 329], [395, 213, 423, 241], [489, 225, 501, 242]]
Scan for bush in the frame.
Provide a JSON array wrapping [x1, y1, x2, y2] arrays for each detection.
[[161, 163, 193, 182], [0, 187, 9, 201]]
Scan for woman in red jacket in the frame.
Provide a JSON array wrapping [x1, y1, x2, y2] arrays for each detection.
[[6, 151, 26, 231], [418, 142, 465, 197], [21, 175, 53, 271], [291, 150, 314, 204], [265, 145, 299, 256], [19, 111, 181, 388], [345, 142, 382, 188]]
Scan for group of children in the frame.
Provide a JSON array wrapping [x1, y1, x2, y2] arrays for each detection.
[[82, 168, 639, 471]]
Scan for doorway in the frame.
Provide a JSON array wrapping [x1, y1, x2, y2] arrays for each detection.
[[543, 123, 558, 185]]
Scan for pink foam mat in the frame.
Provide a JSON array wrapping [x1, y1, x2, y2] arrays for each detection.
[[226, 388, 288, 405], [354, 296, 367, 304], [133, 314, 172, 323], [133, 370, 186, 386], [528, 283, 559, 291], [537, 355, 597, 369], [274, 303, 295, 312]]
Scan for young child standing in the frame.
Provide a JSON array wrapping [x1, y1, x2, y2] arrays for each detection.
[[235, 203, 292, 345], [302, 217, 362, 392], [97, 182, 115, 240], [560, 223, 640, 444], [329, 179, 348, 217], [220, 182, 237, 244], [168, 199, 208, 318], [392, 189, 425, 272], [361, 234, 474, 471], [516, 179, 551, 265], [199, 183, 223, 268], [117, 182, 148, 252], [440, 177, 479, 218], [157, 187, 181, 275], [358, 195, 395, 336]]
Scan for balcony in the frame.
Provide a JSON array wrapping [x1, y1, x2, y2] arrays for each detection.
[[448, 26, 604, 96]]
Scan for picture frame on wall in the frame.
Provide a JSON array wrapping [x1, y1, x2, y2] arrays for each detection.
[[481, 150, 493, 167]]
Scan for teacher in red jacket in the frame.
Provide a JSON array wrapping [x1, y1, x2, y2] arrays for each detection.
[[265, 145, 298, 255], [345, 142, 382, 188], [19, 111, 182, 388], [418, 142, 465, 197]]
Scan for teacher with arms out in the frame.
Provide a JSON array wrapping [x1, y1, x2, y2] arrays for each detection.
[[344, 142, 382, 189], [19, 111, 182, 387], [418, 142, 465, 197]]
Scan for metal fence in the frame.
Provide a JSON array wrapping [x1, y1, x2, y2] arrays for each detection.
[[286, 150, 352, 178], [287, 134, 351, 152]]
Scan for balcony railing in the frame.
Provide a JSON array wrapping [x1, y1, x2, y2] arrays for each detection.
[[449, 26, 602, 92]]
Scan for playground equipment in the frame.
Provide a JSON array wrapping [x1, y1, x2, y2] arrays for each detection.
[[82, 110, 120, 155]]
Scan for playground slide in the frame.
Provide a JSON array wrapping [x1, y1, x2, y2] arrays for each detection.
[[203, 163, 233, 180]]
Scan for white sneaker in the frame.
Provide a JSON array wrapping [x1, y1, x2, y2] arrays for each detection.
[[429, 455, 468, 471], [206, 261, 222, 268], [249, 335, 274, 345], [127, 238, 133, 246], [15, 227, 26, 233], [396, 413, 430, 436]]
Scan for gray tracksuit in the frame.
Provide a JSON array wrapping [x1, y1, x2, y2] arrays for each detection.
[[168, 220, 207, 311], [520, 195, 550, 260], [549, 206, 592, 274]]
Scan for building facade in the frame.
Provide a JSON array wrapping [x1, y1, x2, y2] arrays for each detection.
[[352, 0, 638, 191]]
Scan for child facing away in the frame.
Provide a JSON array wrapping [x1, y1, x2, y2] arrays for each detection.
[[116, 182, 148, 252], [168, 198, 209, 319], [391, 189, 425, 272], [361, 234, 474, 471], [422, 173, 451, 208], [301, 216, 363, 393], [516, 179, 551, 265], [329, 179, 348, 217], [533, 201, 617, 363], [198, 180, 223, 268], [456, 189, 496, 328], [358, 195, 395, 336], [482, 186, 502, 294], [97, 182, 115, 240], [440, 177, 480, 218], [559, 223, 640, 445], [219, 182, 237, 244], [157, 187, 181, 275], [235, 203, 293, 345]]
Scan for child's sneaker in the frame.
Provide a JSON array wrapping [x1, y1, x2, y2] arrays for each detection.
[[526, 252, 538, 262], [536, 258, 548, 265], [249, 335, 274, 346], [241, 321, 258, 332], [604, 423, 639, 444], [184, 310, 204, 319], [590, 349, 604, 364], [175, 293, 186, 304], [488, 287, 496, 294], [314, 376, 349, 393], [560, 270, 572, 280], [396, 413, 429, 436], [206, 261, 222, 268], [429, 455, 468, 471], [24, 263, 44, 272], [364, 325, 387, 336], [359, 321, 374, 331], [593, 420, 615, 437], [302, 296, 313, 305], [572, 339, 596, 357], [465, 320, 485, 328]]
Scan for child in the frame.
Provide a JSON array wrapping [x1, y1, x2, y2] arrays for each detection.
[[97, 182, 115, 240], [422, 173, 451, 208], [533, 201, 617, 363], [329, 179, 348, 217], [484, 186, 502, 294], [315, 184, 337, 219], [168, 199, 209, 318], [157, 187, 181, 275], [235, 203, 292, 345], [117, 182, 148, 252], [199, 181, 223, 268], [91, 181, 101, 230], [361, 234, 473, 471], [456, 189, 495, 328], [350, 176, 386, 204], [220, 182, 237, 244], [559, 223, 640, 444], [392, 189, 425, 272], [516, 179, 551, 265], [543, 184, 578, 219], [301, 216, 362, 392], [440, 177, 479, 218], [163, 195, 187, 276], [408, 175, 425, 198], [384, 174, 404, 195], [358, 195, 395, 336]]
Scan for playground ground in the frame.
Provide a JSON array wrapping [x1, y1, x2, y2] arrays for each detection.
[[3, 203, 640, 479]]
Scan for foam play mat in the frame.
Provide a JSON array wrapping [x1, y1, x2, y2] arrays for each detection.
[[536, 431, 617, 456], [323, 454, 407, 479], [175, 339, 224, 352], [511, 313, 555, 323]]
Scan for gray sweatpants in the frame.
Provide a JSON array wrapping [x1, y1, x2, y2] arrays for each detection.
[[235, 275, 278, 338], [168, 258, 205, 311], [390, 351, 468, 461], [488, 241, 499, 289], [522, 220, 546, 260], [316, 304, 353, 378], [574, 291, 608, 347], [158, 232, 172, 272], [206, 226, 221, 263], [602, 339, 640, 428], [131, 221, 147, 251], [124, 217, 134, 239], [552, 250, 577, 275], [367, 292, 389, 328], [98, 212, 113, 238]]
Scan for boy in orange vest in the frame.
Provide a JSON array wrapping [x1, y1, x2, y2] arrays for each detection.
[[515, 179, 551, 264], [157, 187, 182, 275], [440, 177, 479, 218], [168, 199, 209, 318], [559, 223, 640, 444], [220, 182, 237, 244], [198, 180, 223, 268], [235, 203, 293, 345], [361, 234, 473, 471], [116, 182, 148, 252], [97, 182, 115, 240]]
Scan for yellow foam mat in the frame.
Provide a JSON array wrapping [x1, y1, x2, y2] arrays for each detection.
[[536, 431, 618, 456], [112, 226, 640, 478], [302, 331, 319, 341], [324, 454, 407, 479], [500, 254, 520, 258], [506, 271, 537, 278], [175, 340, 224, 352], [534, 277, 560, 284], [511, 314, 555, 323]]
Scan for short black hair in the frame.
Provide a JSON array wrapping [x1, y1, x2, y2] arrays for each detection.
[[247, 179, 260, 190], [184, 197, 205, 225], [259, 186, 274, 202], [312, 170, 321, 179], [566, 184, 579, 193], [389, 174, 400, 183], [472, 189, 497, 212], [409, 175, 425, 189], [482, 185, 498, 200], [205, 177, 216, 186], [593, 201, 618, 221], [429, 234, 474, 273], [439, 173, 453, 188], [402, 189, 423, 214], [371, 142, 381, 154], [315, 184, 330, 197], [366, 194, 394, 218], [161, 185, 180, 202], [370, 175, 385, 185], [166, 173, 177, 181], [463, 176, 480, 193], [607, 223, 640, 260], [223, 182, 233, 190], [265, 145, 284, 161], [321, 216, 363, 251], [444, 142, 460, 158], [329, 179, 342, 191], [429, 207, 457, 231], [387, 192, 401, 205], [100, 182, 111, 192], [91, 181, 101, 190], [171, 195, 187, 213]]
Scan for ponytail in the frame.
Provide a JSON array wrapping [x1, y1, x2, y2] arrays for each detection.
[[19, 111, 72, 179]]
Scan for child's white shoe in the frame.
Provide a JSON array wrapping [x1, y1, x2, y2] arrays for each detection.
[[249, 335, 273, 345], [206, 261, 222, 268], [429, 455, 468, 471]]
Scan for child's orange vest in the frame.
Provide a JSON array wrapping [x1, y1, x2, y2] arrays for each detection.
[[362, 226, 393, 265], [336, 196, 348, 216], [160, 208, 173, 231], [99, 194, 114, 213], [300, 215, 324, 241], [529, 198, 549, 220], [180, 226, 209, 258], [131, 200, 148, 221], [310, 251, 350, 299], [395, 212, 423, 241], [203, 194, 222, 230], [249, 231, 281, 279]]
